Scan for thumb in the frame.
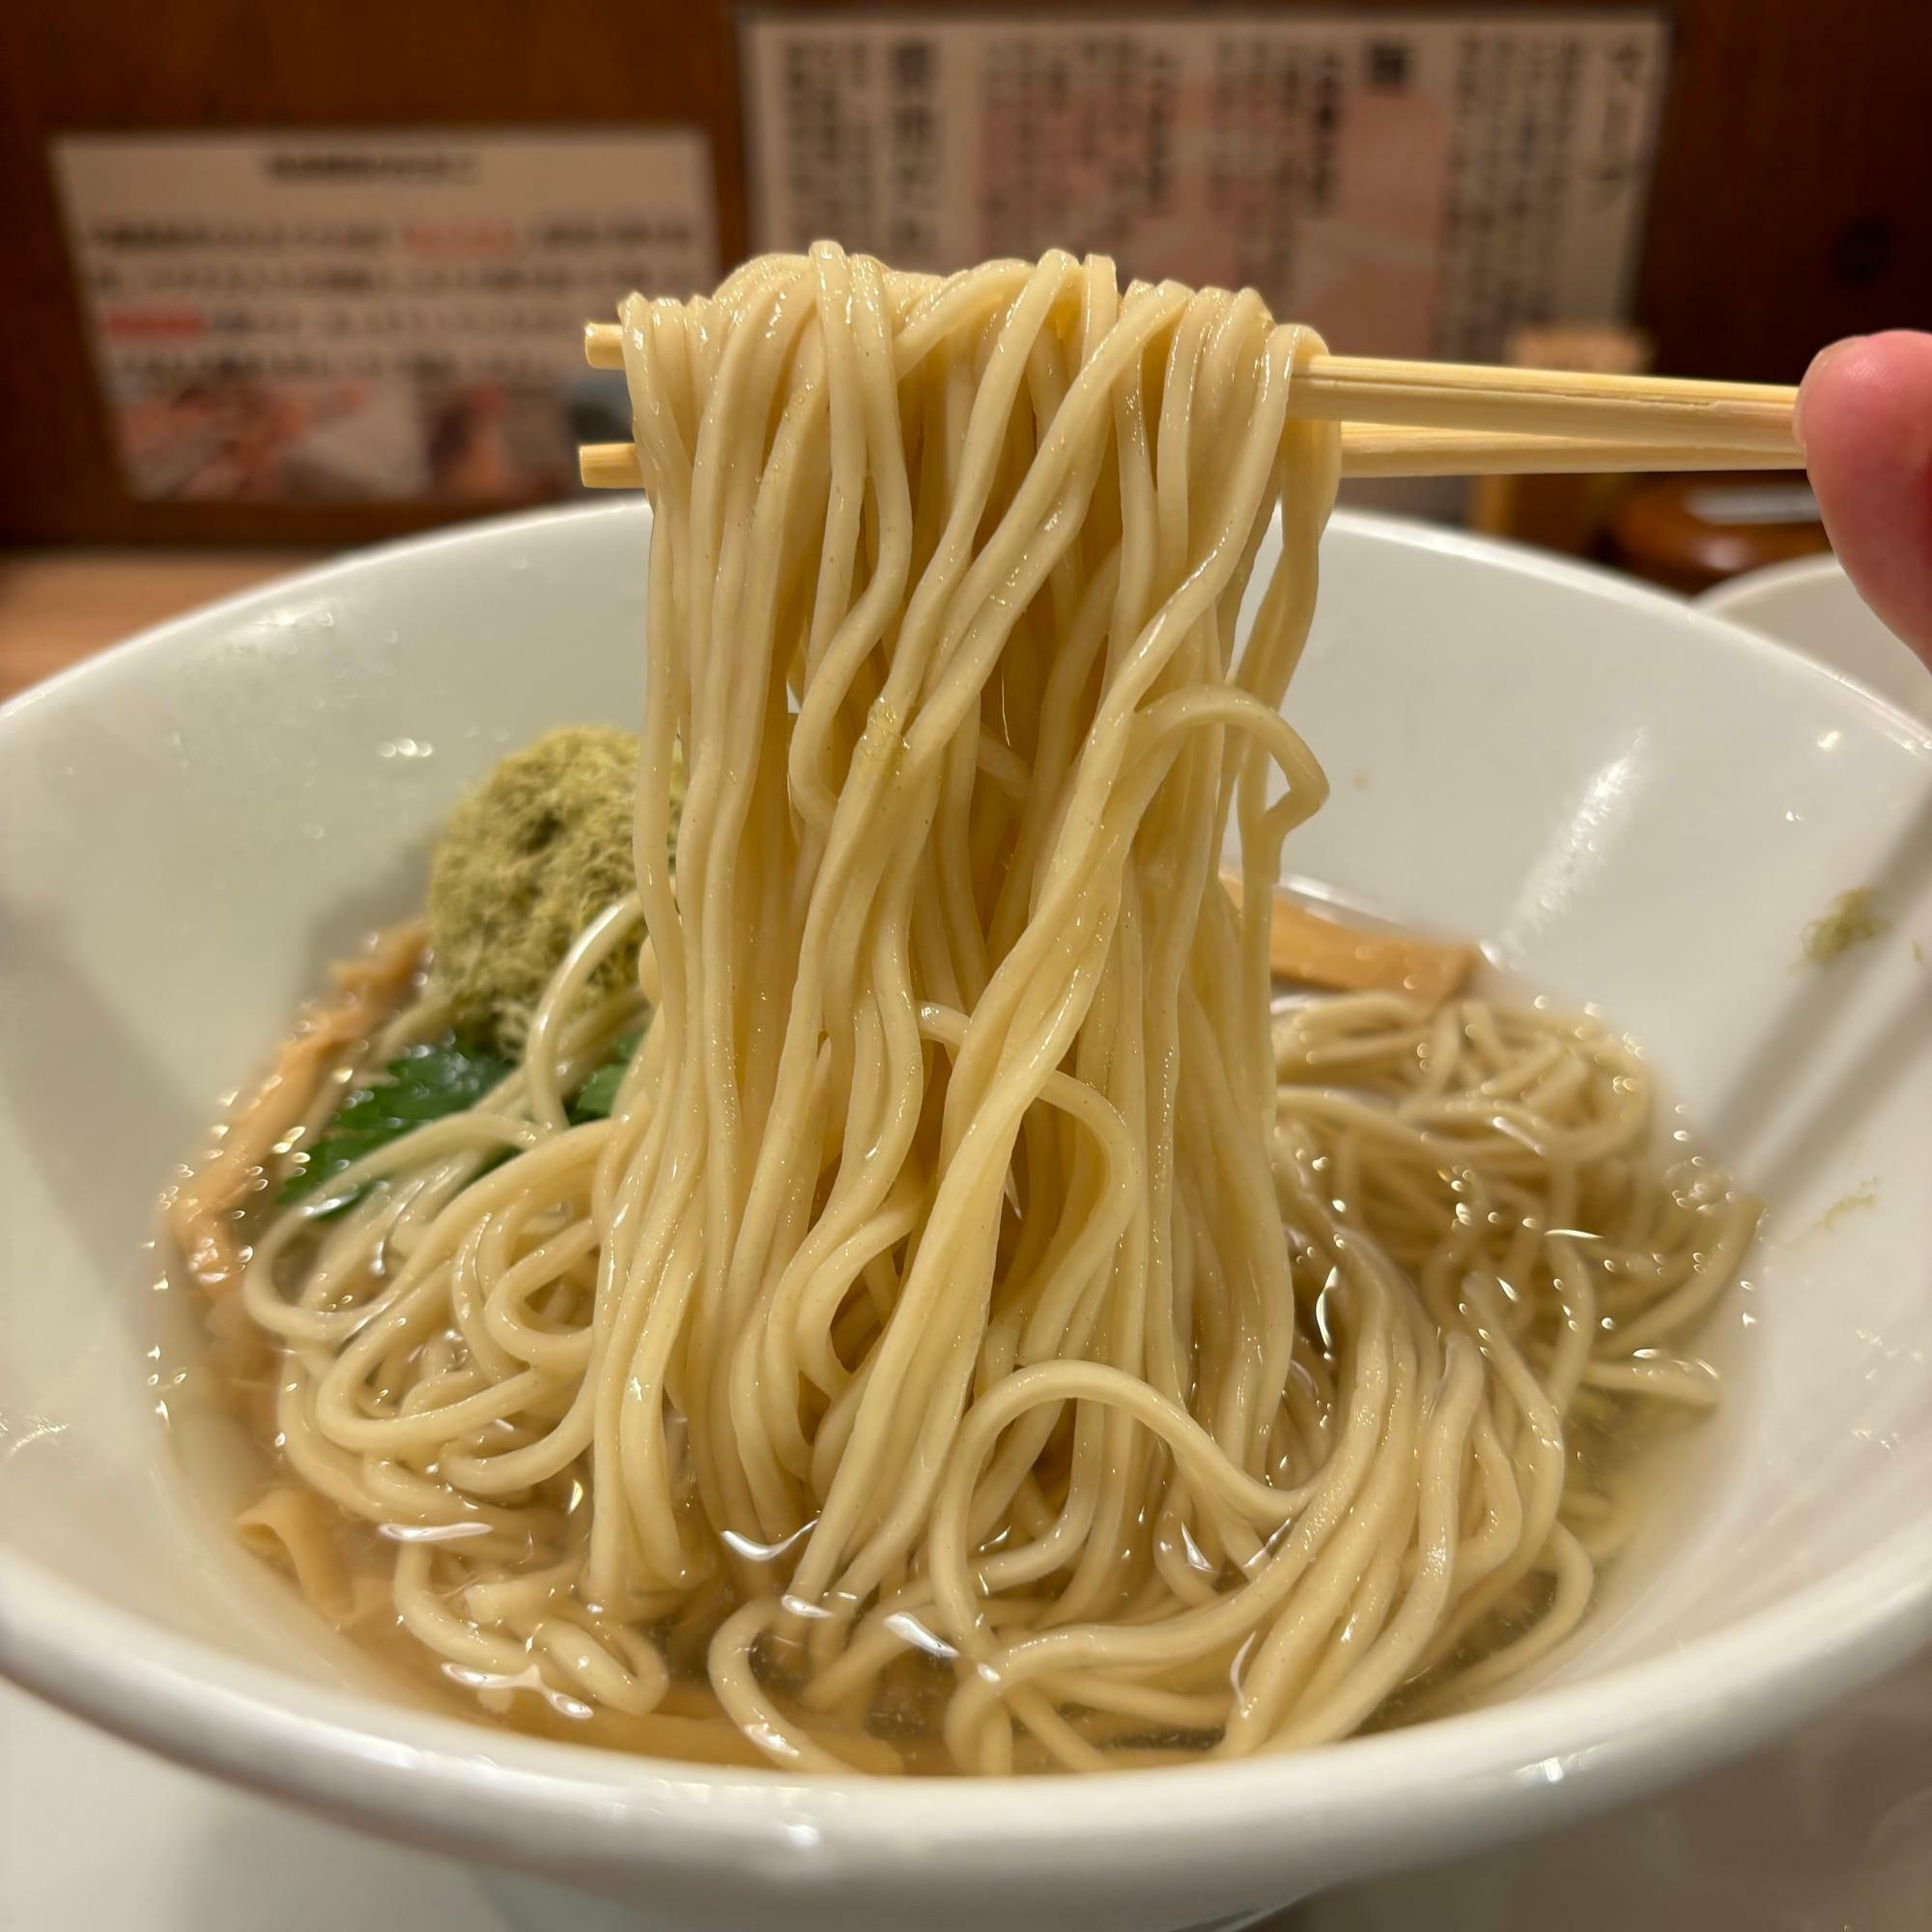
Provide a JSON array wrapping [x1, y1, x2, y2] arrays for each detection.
[[1796, 330, 1932, 662]]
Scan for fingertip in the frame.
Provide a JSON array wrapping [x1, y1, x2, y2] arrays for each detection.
[[1793, 336, 1865, 451], [1794, 330, 1932, 656], [1797, 330, 1932, 447]]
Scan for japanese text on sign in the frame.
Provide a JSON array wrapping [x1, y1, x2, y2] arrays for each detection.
[[743, 13, 1666, 362]]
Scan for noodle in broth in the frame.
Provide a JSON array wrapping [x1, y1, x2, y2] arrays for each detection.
[[170, 248, 1758, 1775]]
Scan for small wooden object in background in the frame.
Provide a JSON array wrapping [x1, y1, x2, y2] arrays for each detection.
[[1466, 326, 1656, 555], [1608, 475, 1830, 595]]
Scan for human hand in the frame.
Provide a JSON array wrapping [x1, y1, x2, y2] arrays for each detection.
[[1795, 330, 1932, 661]]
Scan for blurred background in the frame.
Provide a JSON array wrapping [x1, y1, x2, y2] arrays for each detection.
[[0, 0, 1925, 673]]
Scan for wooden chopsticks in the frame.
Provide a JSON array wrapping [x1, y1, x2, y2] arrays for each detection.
[[1277, 354, 1795, 449], [581, 428, 1800, 489], [577, 321, 1801, 484]]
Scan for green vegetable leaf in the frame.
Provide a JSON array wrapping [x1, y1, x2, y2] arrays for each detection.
[[568, 1030, 641, 1122], [280, 1037, 511, 1209]]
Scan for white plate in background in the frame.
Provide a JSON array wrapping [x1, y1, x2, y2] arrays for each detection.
[[1700, 553, 1932, 725]]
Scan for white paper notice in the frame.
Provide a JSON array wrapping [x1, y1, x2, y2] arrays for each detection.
[[742, 13, 1666, 361], [54, 129, 719, 502]]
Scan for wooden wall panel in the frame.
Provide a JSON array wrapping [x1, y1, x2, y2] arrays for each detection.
[[1634, 0, 1932, 376]]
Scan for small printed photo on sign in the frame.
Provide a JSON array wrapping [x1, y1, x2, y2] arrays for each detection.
[[54, 130, 719, 505]]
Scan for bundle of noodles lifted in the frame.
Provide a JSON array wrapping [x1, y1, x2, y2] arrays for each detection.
[[169, 247, 1760, 1776]]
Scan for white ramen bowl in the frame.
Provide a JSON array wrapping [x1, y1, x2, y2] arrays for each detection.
[[2, 504, 1929, 1932]]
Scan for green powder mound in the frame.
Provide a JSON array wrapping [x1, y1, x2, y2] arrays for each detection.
[[426, 724, 680, 1051]]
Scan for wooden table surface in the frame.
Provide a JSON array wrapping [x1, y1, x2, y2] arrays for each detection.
[[0, 550, 323, 704]]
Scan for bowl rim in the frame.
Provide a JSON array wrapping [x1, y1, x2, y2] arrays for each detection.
[[6, 1529, 1929, 1882], [4, 501, 1931, 1886]]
